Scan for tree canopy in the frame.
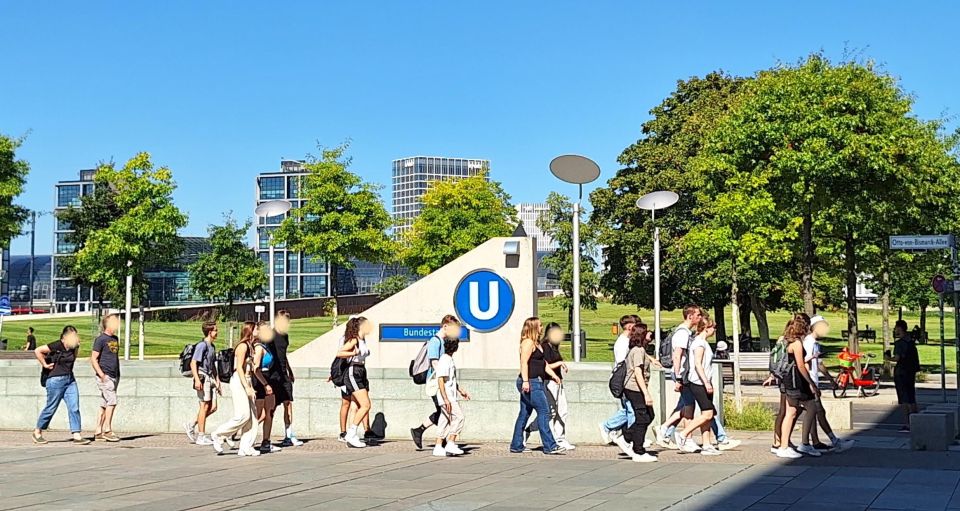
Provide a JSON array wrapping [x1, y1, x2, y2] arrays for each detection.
[[188, 215, 267, 317], [0, 134, 30, 247]]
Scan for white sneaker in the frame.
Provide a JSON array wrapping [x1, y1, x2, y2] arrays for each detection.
[[673, 431, 686, 450], [612, 434, 633, 457], [559, 441, 576, 451], [643, 439, 653, 449], [184, 422, 197, 443], [680, 438, 701, 454], [196, 435, 214, 446], [770, 446, 779, 454], [599, 423, 612, 445], [238, 449, 261, 457], [796, 444, 822, 457], [718, 439, 741, 451], [286, 436, 304, 447], [776, 447, 803, 459], [445, 443, 464, 456], [833, 438, 855, 453], [632, 453, 658, 463], [211, 434, 224, 454], [224, 436, 236, 449], [609, 428, 623, 443], [432, 445, 448, 457], [701, 446, 722, 456], [345, 432, 366, 449]]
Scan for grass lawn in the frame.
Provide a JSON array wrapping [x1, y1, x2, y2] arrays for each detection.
[[3, 299, 955, 374]]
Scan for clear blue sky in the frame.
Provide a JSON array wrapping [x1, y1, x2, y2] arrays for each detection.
[[2, 1, 958, 255]]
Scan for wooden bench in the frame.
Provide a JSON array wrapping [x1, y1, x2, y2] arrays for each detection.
[[720, 353, 770, 383]]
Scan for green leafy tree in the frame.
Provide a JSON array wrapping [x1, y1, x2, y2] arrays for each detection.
[[188, 215, 267, 319], [537, 192, 600, 331], [69, 153, 188, 304], [373, 274, 411, 299], [0, 134, 30, 247], [696, 53, 960, 355], [273, 143, 396, 312], [403, 173, 516, 276]]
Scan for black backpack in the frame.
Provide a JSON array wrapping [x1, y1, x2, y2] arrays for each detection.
[[178, 342, 199, 377], [330, 357, 348, 387], [216, 348, 234, 383], [608, 361, 628, 399], [659, 326, 691, 372]]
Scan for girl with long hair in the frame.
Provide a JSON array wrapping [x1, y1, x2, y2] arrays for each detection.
[[337, 316, 373, 448], [675, 316, 721, 456], [612, 322, 657, 462], [509, 317, 564, 455], [524, 322, 575, 450], [212, 321, 259, 456], [774, 314, 819, 459]]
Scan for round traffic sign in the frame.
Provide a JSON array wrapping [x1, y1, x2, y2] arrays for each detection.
[[932, 274, 947, 294]]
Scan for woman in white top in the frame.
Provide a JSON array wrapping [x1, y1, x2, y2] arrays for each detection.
[[211, 321, 257, 456], [433, 336, 471, 457], [675, 316, 721, 456], [336, 316, 373, 448]]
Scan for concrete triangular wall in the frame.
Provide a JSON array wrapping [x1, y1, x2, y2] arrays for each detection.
[[288, 236, 537, 369]]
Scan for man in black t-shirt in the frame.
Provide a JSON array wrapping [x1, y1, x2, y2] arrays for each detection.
[[887, 320, 921, 432], [23, 327, 37, 351], [273, 310, 302, 447]]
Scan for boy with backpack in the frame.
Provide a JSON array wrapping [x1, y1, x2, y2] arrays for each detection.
[[410, 315, 462, 450], [184, 321, 222, 445], [599, 315, 639, 444]]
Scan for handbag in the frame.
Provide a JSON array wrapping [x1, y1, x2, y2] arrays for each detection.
[[40, 350, 63, 388]]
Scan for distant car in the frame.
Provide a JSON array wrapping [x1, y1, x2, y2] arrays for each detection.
[[11, 307, 47, 315]]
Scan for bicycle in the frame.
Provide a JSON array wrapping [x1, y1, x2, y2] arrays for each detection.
[[832, 348, 880, 398]]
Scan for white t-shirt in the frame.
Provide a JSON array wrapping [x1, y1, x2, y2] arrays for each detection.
[[672, 326, 693, 373], [686, 335, 714, 385], [435, 353, 458, 402], [613, 334, 630, 364], [346, 338, 370, 365], [802, 334, 820, 384]]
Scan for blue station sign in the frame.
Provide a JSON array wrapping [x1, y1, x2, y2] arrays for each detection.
[[380, 324, 471, 342], [454, 269, 515, 333]]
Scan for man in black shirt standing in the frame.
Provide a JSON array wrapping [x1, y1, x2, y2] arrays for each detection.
[[273, 310, 302, 447], [23, 327, 37, 351], [91, 314, 122, 442], [887, 320, 921, 432]]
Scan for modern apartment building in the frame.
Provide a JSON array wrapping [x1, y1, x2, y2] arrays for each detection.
[[516, 202, 558, 252], [392, 156, 489, 234], [52, 169, 97, 312], [255, 159, 332, 299]]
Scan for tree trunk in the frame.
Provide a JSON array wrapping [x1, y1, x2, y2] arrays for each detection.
[[713, 303, 727, 343], [881, 265, 892, 377], [750, 294, 771, 349], [330, 262, 339, 327], [730, 258, 743, 411], [920, 302, 928, 343], [801, 205, 815, 315], [738, 293, 753, 339], [844, 237, 859, 359]]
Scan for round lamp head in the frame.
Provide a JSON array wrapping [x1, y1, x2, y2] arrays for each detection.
[[549, 155, 600, 185], [636, 191, 679, 211], [255, 200, 292, 217]]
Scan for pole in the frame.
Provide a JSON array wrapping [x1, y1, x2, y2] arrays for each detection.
[[953, 246, 959, 405], [731, 260, 743, 411], [572, 187, 582, 363], [123, 260, 132, 361], [940, 294, 946, 403], [138, 305, 145, 361], [653, 210, 662, 353], [269, 243, 276, 328], [29, 211, 36, 312]]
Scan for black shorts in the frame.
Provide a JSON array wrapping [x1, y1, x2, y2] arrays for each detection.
[[253, 378, 269, 400], [688, 383, 715, 412], [269, 373, 293, 403], [343, 365, 369, 395], [894, 372, 917, 405]]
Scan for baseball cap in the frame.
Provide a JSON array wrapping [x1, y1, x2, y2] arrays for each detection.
[[716, 341, 728, 351], [810, 315, 827, 327]]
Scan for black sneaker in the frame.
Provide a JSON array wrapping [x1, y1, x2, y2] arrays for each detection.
[[337, 432, 347, 443], [812, 442, 834, 451], [364, 431, 380, 444], [545, 447, 567, 456], [410, 427, 424, 450]]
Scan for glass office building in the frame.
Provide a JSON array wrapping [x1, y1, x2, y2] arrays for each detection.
[[392, 156, 489, 235], [52, 169, 97, 312], [255, 159, 332, 299], [516, 203, 558, 252]]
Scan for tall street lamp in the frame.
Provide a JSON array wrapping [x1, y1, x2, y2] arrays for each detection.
[[255, 200, 292, 327], [123, 260, 133, 360], [636, 190, 679, 356], [549, 155, 600, 363]]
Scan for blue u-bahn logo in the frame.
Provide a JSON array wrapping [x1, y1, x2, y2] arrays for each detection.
[[454, 269, 515, 333]]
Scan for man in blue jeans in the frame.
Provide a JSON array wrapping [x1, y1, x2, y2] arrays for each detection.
[[600, 315, 639, 443]]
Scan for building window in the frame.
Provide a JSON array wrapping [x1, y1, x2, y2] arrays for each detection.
[[58, 185, 81, 207], [286, 276, 300, 298], [56, 233, 75, 254], [258, 227, 277, 249], [302, 275, 327, 297], [274, 251, 284, 275], [259, 177, 285, 200], [287, 176, 300, 199], [56, 217, 72, 231], [273, 276, 284, 298], [287, 252, 299, 274], [302, 255, 327, 273]]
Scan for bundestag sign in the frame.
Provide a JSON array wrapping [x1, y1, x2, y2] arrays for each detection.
[[379, 324, 471, 342], [889, 235, 955, 251]]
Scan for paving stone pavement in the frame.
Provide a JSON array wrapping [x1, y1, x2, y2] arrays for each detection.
[[1, 430, 960, 510]]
